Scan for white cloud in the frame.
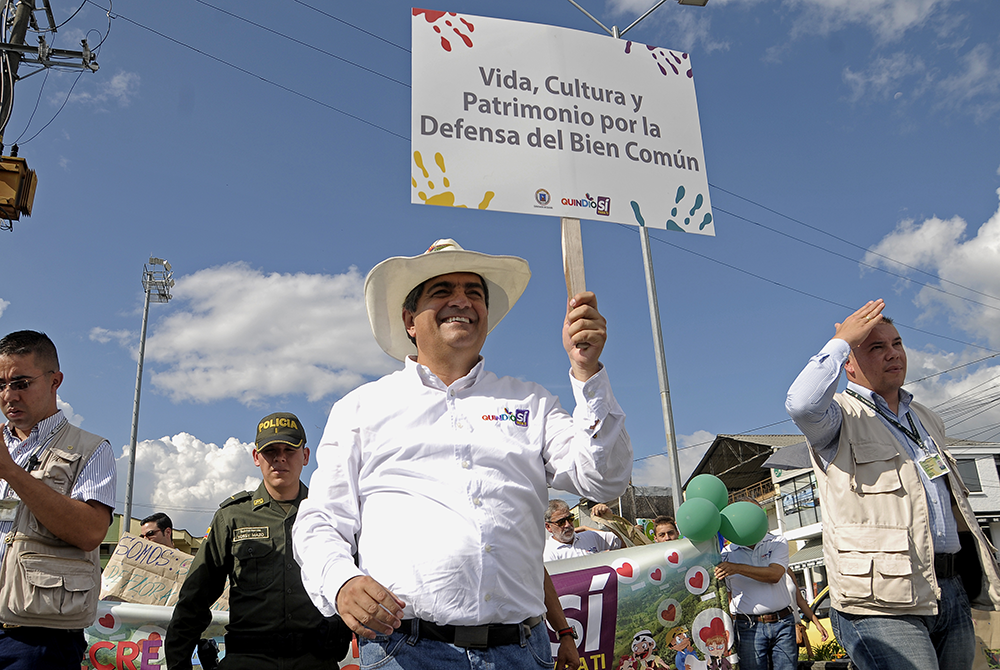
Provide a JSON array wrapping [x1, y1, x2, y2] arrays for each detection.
[[631, 429, 716, 491], [843, 51, 927, 102], [144, 262, 396, 405], [116, 432, 262, 535], [934, 43, 1000, 122], [90, 327, 135, 349], [863, 188, 1000, 349], [0, 298, 8, 319], [57, 395, 85, 427], [603, 0, 729, 54], [70, 70, 140, 107], [783, 0, 952, 42]]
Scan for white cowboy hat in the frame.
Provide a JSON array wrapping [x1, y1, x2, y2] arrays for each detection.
[[365, 239, 531, 361]]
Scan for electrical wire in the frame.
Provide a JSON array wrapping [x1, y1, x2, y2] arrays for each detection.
[[289, 0, 410, 53], [193, 0, 409, 88], [17, 69, 83, 145], [96, 5, 408, 141]]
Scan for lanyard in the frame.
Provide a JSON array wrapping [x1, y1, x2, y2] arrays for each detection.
[[845, 388, 929, 453]]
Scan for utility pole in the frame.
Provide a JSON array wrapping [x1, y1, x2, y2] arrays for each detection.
[[0, 0, 99, 230]]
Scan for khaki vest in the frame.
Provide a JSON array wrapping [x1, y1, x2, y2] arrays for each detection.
[[811, 392, 1000, 616], [0, 422, 106, 628]]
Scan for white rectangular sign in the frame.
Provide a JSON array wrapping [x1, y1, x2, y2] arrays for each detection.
[[412, 9, 714, 235]]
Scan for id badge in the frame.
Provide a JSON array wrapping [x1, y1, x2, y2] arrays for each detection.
[[918, 453, 950, 480], [0, 499, 19, 522]]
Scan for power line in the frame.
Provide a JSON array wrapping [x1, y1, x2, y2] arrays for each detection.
[[289, 0, 410, 53], [714, 204, 1000, 315], [710, 182, 1000, 305], [95, 4, 408, 141], [193, 0, 410, 88]]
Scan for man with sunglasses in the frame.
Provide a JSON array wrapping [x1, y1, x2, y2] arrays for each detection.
[[0, 330, 116, 669], [140, 512, 175, 548], [543, 498, 620, 561]]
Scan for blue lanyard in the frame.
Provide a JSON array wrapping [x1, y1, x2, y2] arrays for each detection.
[[845, 388, 928, 453]]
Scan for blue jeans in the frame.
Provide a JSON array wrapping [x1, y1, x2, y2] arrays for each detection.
[[359, 619, 554, 670], [734, 614, 797, 670], [0, 626, 86, 670], [830, 575, 975, 670]]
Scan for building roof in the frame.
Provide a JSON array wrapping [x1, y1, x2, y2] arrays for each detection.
[[686, 434, 805, 492]]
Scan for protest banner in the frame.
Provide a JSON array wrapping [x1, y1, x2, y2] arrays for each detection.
[[100, 533, 229, 611], [411, 9, 713, 235], [546, 537, 737, 670]]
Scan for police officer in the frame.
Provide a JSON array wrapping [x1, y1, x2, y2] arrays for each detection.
[[166, 412, 351, 670]]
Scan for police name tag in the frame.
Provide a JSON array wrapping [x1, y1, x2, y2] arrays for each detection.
[[0, 499, 19, 522], [918, 453, 949, 480]]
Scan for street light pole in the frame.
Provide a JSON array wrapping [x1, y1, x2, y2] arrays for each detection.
[[122, 257, 173, 537], [563, 0, 707, 511]]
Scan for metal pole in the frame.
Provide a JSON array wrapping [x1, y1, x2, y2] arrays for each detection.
[[639, 223, 683, 509], [122, 275, 152, 537]]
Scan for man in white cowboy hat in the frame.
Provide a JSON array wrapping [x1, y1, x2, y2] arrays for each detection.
[[293, 239, 632, 669]]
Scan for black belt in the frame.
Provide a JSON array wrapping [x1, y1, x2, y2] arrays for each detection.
[[413, 615, 544, 649], [226, 618, 351, 657], [935, 552, 959, 579], [738, 606, 794, 623]]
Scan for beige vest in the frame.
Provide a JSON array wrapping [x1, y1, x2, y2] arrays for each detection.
[[811, 392, 1000, 616], [0, 421, 106, 628]]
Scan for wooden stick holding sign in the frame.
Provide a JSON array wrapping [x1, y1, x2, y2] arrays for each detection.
[[561, 217, 589, 349]]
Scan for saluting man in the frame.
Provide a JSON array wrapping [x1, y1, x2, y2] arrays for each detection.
[[166, 412, 350, 670]]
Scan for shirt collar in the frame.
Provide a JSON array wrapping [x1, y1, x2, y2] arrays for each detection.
[[405, 355, 486, 391], [846, 381, 912, 416], [251, 480, 307, 509], [3, 409, 64, 448]]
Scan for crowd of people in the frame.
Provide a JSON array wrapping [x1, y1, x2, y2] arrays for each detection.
[[2, 241, 998, 670]]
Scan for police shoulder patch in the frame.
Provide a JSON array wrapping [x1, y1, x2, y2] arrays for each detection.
[[220, 490, 252, 508]]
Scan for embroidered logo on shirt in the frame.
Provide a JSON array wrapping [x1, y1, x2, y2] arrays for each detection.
[[234, 527, 269, 542], [481, 407, 530, 427]]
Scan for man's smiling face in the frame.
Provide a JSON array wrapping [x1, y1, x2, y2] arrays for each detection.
[[404, 272, 489, 360]]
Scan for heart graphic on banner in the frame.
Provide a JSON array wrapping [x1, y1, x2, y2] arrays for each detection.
[[689, 572, 704, 589], [657, 598, 681, 625], [616, 563, 634, 578], [651, 568, 662, 581], [98, 614, 115, 628], [667, 552, 680, 565]]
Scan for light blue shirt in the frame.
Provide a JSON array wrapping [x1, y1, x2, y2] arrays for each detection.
[[785, 338, 960, 554]]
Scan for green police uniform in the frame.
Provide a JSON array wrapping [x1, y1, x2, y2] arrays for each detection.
[[166, 481, 350, 670]]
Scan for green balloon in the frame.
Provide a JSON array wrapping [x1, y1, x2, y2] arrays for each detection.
[[675, 498, 721, 543], [685, 474, 729, 511], [719, 501, 769, 546]]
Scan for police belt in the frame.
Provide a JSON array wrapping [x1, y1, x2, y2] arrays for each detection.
[[225, 626, 346, 657], [413, 615, 544, 649]]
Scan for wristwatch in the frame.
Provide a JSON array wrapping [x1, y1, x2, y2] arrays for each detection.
[[557, 627, 578, 640]]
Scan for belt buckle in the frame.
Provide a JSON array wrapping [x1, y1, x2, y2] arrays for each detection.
[[758, 613, 778, 623], [454, 625, 490, 649]]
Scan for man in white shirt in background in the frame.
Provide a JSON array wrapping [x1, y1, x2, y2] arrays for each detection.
[[715, 509, 796, 670], [544, 498, 621, 561], [293, 239, 632, 670]]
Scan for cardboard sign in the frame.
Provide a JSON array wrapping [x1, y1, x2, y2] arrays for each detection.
[[412, 9, 714, 235], [100, 533, 229, 611]]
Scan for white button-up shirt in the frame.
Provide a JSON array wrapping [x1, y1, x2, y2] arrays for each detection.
[[293, 357, 631, 625]]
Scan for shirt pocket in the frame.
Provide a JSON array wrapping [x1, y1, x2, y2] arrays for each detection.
[[835, 526, 914, 606], [851, 439, 903, 494], [233, 538, 276, 590]]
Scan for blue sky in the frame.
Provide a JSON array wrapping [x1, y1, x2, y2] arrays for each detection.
[[1, 0, 999, 534]]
